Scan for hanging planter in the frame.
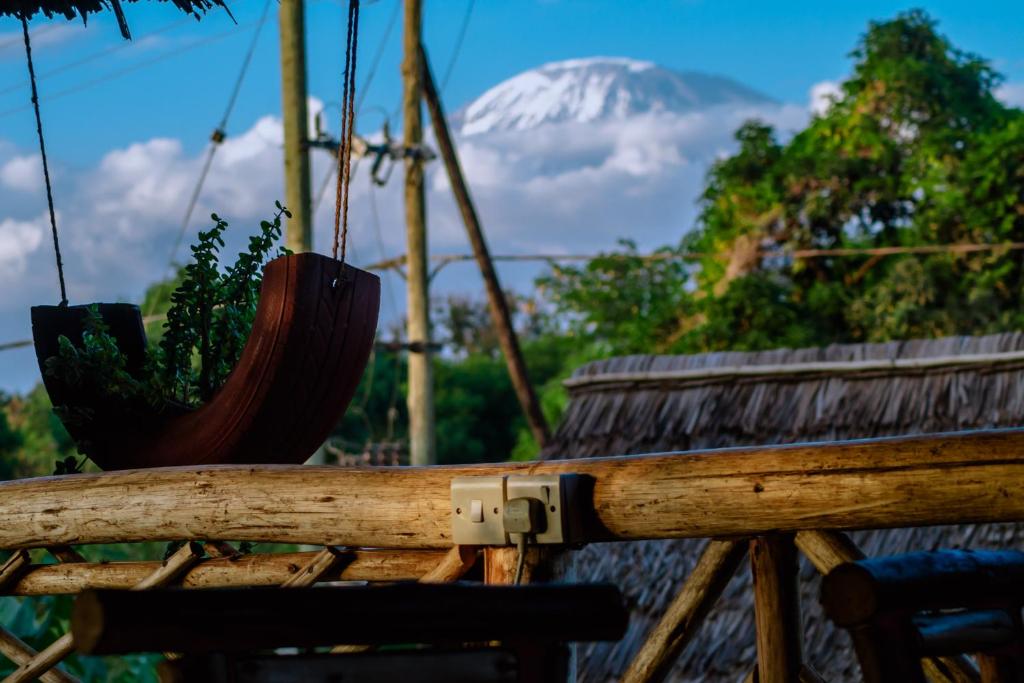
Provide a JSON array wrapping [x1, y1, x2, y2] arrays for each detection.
[[18, 0, 378, 471], [31, 253, 380, 471]]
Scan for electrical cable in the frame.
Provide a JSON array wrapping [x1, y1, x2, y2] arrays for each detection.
[[0, 19, 259, 121], [0, 17, 193, 98], [439, 0, 475, 93], [354, 0, 400, 114], [0, 21, 59, 52], [167, 0, 273, 270]]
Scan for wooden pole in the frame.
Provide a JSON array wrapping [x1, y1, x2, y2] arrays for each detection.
[[331, 544, 479, 654], [621, 539, 747, 683], [796, 530, 979, 683], [73, 584, 627, 654], [419, 46, 550, 449], [420, 545, 478, 583], [2, 549, 447, 596], [5, 429, 1024, 550], [280, 546, 346, 588], [279, 0, 312, 254], [402, 0, 434, 466], [0, 631, 77, 683], [0, 551, 77, 683], [2, 633, 76, 683], [750, 534, 803, 683]]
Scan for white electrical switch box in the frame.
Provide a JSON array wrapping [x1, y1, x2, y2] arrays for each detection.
[[451, 473, 584, 546], [451, 476, 507, 545]]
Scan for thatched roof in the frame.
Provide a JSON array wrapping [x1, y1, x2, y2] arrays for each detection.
[[4, 1, 229, 39], [541, 333, 1024, 681]]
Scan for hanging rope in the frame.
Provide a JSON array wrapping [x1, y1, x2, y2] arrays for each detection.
[[21, 15, 68, 306], [333, 0, 360, 265]]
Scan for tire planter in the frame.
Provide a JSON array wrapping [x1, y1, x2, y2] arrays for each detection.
[[31, 252, 380, 470]]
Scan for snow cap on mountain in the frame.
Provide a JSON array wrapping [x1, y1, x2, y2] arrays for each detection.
[[454, 57, 775, 136]]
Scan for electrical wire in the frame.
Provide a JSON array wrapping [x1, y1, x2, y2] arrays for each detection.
[[0, 19, 260, 121], [168, 0, 274, 270], [0, 17, 194, 98], [0, 22, 59, 52], [439, 0, 475, 93], [354, 0, 400, 114]]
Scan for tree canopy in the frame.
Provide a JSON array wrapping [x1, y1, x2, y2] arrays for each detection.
[[545, 10, 1024, 354]]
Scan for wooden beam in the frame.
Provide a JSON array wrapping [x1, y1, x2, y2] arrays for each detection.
[[794, 529, 865, 573], [621, 539, 747, 683], [131, 541, 202, 590], [420, 44, 551, 448], [0, 630, 78, 683], [280, 546, 346, 588], [402, 0, 435, 466], [3, 549, 447, 596], [5, 429, 1024, 549], [797, 530, 980, 683], [0, 551, 77, 683], [278, 0, 312, 253], [751, 535, 803, 683], [821, 550, 1024, 626], [0, 551, 29, 586], [2, 633, 75, 683], [73, 584, 628, 654], [420, 545, 478, 583]]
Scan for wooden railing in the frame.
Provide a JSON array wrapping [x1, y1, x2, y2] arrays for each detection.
[[2, 427, 1024, 681]]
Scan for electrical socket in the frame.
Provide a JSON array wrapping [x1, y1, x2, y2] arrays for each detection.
[[451, 474, 583, 546]]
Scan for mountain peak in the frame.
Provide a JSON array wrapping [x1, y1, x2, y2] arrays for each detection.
[[455, 57, 774, 136]]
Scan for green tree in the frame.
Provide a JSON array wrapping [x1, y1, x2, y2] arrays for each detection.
[[542, 10, 1024, 356]]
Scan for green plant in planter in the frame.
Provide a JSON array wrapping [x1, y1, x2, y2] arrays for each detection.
[[43, 203, 292, 469]]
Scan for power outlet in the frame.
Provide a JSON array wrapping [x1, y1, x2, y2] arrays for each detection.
[[451, 474, 583, 546]]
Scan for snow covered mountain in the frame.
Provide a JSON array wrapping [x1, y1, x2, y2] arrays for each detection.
[[453, 57, 775, 136]]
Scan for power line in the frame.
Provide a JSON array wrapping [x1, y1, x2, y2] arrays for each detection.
[[168, 0, 273, 269], [0, 17, 193, 98], [439, 0, 474, 93], [0, 19, 259, 121], [365, 241, 1024, 274], [354, 0, 400, 115], [0, 22, 60, 52]]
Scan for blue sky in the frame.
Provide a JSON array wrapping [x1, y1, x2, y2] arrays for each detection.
[[2, 0, 1023, 165], [0, 0, 1023, 393]]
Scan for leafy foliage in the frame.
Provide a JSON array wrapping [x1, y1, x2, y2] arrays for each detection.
[[45, 204, 292, 440], [157, 204, 291, 404], [543, 10, 1024, 356]]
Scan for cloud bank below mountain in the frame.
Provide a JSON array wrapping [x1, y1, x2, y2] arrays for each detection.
[[5, 59, 1005, 391]]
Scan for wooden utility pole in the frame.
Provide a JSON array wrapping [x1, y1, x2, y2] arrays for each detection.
[[279, 0, 313, 253], [402, 0, 435, 465], [420, 47, 551, 448]]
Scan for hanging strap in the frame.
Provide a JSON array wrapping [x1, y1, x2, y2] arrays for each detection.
[[332, 0, 360, 266], [21, 15, 68, 306]]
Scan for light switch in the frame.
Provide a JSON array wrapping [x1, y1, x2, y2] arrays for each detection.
[[451, 476, 507, 545]]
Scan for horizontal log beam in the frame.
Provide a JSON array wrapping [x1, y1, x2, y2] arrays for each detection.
[[73, 584, 628, 654], [2, 549, 447, 595], [3, 429, 1024, 549]]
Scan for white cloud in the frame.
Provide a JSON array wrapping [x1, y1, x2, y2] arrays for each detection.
[[0, 94, 809, 392], [810, 80, 842, 116], [996, 83, 1024, 108], [0, 23, 86, 57], [0, 214, 44, 279], [0, 154, 41, 192]]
